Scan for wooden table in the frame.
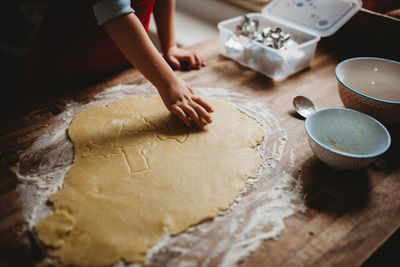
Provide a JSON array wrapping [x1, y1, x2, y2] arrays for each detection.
[[1, 12, 400, 266]]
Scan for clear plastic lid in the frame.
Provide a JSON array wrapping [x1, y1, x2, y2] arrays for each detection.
[[262, 0, 362, 37]]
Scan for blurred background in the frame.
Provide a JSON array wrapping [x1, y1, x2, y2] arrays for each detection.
[[1, 0, 398, 97]]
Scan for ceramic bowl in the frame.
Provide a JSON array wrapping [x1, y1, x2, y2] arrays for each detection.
[[335, 57, 400, 124], [305, 108, 391, 170]]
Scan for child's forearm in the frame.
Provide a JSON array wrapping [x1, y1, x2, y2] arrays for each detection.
[[103, 13, 180, 93], [153, 0, 176, 54], [103, 13, 213, 128], [152, 0, 206, 70]]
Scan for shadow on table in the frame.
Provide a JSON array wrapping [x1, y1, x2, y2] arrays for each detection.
[[299, 156, 371, 216], [288, 109, 305, 120], [296, 121, 400, 217]]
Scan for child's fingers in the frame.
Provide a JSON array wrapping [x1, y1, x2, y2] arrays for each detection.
[[182, 104, 204, 129], [191, 101, 212, 123], [195, 53, 206, 67], [192, 96, 214, 113], [167, 56, 181, 70], [188, 55, 198, 69], [193, 53, 203, 68], [171, 105, 191, 127]]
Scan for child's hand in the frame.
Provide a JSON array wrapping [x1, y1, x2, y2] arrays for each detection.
[[159, 79, 213, 129], [164, 45, 206, 70]]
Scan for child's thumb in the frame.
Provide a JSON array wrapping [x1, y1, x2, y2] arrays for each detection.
[[167, 56, 181, 70]]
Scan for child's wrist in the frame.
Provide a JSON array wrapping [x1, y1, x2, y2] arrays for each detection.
[[163, 43, 178, 54], [157, 76, 182, 94]]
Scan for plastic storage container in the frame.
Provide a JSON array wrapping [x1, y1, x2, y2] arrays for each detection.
[[217, 0, 362, 80]]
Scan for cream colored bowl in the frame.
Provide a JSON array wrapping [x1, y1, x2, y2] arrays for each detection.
[[335, 57, 400, 124]]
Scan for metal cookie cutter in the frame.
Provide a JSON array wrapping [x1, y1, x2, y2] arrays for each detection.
[[235, 17, 292, 50], [236, 15, 259, 38]]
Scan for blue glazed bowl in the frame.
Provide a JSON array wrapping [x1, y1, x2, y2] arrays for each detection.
[[305, 107, 391, 170]]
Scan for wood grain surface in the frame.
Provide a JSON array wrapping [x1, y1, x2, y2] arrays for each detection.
[[1, 11, 399, 267]]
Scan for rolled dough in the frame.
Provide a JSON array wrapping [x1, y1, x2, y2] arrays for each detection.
[[35, 96, 264, 266]]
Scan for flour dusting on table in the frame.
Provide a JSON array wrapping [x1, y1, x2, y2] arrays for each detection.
[[15, 84, 305, 266]]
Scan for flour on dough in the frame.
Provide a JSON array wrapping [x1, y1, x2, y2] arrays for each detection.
[[35, 96, 264, 266]]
